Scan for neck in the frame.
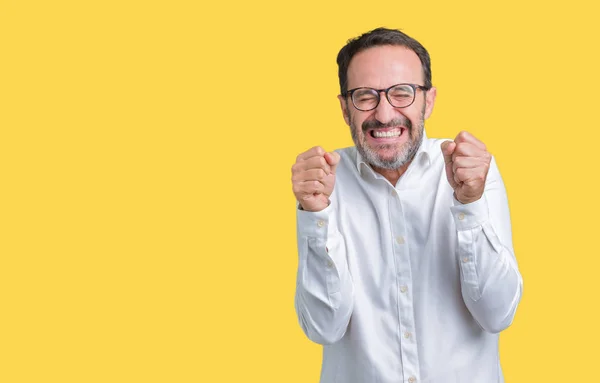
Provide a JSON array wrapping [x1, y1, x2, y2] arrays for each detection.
[[372, 161, 411, 186]]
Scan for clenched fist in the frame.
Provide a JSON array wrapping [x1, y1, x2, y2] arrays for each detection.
[[292, 146, 341, 212], [441, 131, 492, 204]]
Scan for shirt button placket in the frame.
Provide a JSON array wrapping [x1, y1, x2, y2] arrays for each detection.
[[390, 189, 419, 382]]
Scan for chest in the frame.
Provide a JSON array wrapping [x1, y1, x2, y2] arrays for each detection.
[[334, 168, 458, 294]]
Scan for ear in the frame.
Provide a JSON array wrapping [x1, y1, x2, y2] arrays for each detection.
[[423, 86, 437, 120], [338, 94, 351, 126]]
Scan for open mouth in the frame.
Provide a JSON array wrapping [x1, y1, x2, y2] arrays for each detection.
[[367, 127, 405, 139]]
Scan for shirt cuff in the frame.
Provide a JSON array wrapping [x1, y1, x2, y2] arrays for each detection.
[[297, 203, 334, 238], [450, 195, 489, 230]]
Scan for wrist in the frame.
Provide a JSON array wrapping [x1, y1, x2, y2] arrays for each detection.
[[298, 198, 331, 212]]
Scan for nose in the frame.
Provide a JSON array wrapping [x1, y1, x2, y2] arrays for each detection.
[[373, 93, 396, 125]]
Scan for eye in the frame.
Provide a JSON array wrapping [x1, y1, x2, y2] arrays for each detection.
[[389, 87, 413, 99], [357, 94, 376, 102], [353, 89, 378, 102]]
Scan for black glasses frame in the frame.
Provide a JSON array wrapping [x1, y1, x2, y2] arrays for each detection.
[[342, 83, 431, 111]]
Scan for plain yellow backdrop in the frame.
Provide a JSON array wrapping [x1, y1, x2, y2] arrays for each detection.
[[1, 0, 599, 382]]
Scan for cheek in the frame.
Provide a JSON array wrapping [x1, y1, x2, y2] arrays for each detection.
[[350, 116, 366, 138], [349, 111, 369, 130], [405, 109, 423, 128]]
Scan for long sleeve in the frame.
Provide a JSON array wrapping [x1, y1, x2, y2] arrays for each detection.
[[450, 156, 523, 334], [294, 203, 354, 345]]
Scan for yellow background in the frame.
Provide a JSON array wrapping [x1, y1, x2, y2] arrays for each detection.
[[1, 0, 598, 381]]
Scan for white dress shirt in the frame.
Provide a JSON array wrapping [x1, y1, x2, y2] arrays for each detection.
[[294, 133, 523, 383]]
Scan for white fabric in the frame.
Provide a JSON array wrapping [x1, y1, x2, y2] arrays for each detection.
[[294, 133, 523, 383]]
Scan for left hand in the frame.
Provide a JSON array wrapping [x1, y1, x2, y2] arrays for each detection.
[[440, 131, 492, 204]]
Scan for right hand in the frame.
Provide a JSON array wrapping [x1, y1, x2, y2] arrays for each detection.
[[291, 146, 341, 212]]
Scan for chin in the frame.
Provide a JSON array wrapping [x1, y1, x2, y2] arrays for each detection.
[[377, 158, 408, 170], [373, 149, 404, 163]]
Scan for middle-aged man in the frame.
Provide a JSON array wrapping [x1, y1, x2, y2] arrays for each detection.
[[291, 27, 523, 383]]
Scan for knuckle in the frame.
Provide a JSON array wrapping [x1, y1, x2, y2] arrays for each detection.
[[332, 152, 340, 164], [314, 146, 325, 156]]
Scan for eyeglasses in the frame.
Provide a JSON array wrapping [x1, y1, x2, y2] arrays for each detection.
[[342, 83, 430, 111]]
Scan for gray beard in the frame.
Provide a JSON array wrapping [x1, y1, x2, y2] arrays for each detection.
[[351, 118, 424, 170]]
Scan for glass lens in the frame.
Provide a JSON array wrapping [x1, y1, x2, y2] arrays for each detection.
[[388, 85, 415, 107], [352, 88, 379, 111]]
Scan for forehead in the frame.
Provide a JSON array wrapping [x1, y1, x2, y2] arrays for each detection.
[[346, 45, 423, 89]]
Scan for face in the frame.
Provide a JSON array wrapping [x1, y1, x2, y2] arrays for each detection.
[[338, 45, 437, 170]]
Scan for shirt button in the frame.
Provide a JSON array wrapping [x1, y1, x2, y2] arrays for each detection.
[[404, 331, 411, 339], [462, 257, 469, 263], [317, 220, 325, 227], [408, 377, 416, 383], [396, 235, 405, 244], [327, 261, 333, 268], [391, 189, 398, 197], [400, 285, 408, 293], [458, 212, 465, 221]]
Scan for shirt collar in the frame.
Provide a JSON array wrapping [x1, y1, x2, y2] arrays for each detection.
[[356, 129, 432, 176]]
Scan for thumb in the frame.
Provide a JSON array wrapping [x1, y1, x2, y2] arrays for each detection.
[[441, 140, 458, 189], [324, 152, 341, 174], [440, 140, 456, 165]]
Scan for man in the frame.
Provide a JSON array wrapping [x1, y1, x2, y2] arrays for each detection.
[[291, 28, 523, 383]]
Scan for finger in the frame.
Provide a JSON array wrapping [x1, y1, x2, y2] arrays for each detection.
[[454, 131, 486, 151], [296, 146, 326, 162], [291, 168, 328, 183], [451, 156, 488, 172], [440, 140, 456, 164], [324, 152, 341, 174], [454, 167, 486, 184], [453, 170, 463, 186], [292, 155, 332, 175], [293, 179, 326, 198], [452, 142, 487, 160]]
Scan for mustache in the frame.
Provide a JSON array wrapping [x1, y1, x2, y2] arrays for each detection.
[[362, 117, 412, 132]]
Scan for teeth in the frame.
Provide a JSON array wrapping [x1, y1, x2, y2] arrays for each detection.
[[373, 130, 401, 138]]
